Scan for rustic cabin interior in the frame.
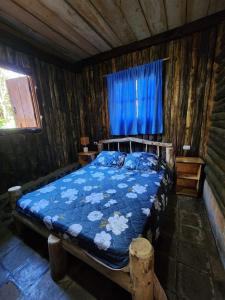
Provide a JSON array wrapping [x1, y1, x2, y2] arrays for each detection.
[[0, 1, 225, 300]]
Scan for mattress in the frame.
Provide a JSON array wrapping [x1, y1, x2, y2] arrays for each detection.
[[16, 161, 172, 269]]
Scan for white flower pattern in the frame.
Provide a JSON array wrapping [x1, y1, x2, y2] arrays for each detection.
[[132, 184, 147, 194], [17, 156, 171, 264], [106, 213, 129, 235], [67, 224, 82, 237], [61, 188, 78, 201], [85, 192, 104, 204], [104, 199, 117, 207], [118, 183, 128, 189], [94, 231, 112, 250], [142, 208, 150, 216], [30, 199, 49, 212], [39, 185, 56, 193], [87, 211, 103, 221], [74, 178, 86, 184], [126, 192, 137, 199]]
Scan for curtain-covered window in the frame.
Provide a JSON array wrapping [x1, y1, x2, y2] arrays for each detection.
[[106, 60, 163, 135]]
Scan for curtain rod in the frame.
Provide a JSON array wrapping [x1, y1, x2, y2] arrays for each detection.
[[103, 57, 170, 78]]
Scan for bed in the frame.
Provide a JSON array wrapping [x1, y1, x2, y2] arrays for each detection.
[[8, 137, 174, 300]]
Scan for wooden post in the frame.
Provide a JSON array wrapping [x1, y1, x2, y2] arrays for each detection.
[[48, 234, 67, 281], [8, 186, 22, 210], [166, 147, 174, 170], [129, 237, 154, 300], [8, 186, 24, 234]]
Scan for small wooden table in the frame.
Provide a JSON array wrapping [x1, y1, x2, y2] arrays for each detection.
[[175, 157, 204, 197], [78, 151, 98, 166]]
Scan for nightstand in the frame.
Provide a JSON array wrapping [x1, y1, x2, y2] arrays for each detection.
[[175, 157, 204, 197], [78, 151, 98, 166]]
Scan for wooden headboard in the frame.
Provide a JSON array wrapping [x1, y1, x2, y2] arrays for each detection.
[[99, 137, 174, 169]]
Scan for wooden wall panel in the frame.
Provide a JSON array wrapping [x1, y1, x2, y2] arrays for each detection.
[[205, 21, 225, 212], [0, 44, 83, 194], [80, 25, 219, 158]]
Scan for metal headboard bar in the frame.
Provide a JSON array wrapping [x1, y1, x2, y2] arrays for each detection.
[[99, 137, 174, 169]]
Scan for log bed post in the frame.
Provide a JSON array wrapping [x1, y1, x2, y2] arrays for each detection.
[[129, 237, 154, 300], [48, 234, 67, 281], [166, 147, 174, 170], [8, 186, 22, 210], [8, 186, 24, 234]]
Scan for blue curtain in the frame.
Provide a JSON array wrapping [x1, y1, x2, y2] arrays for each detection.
[[106, 60, 163, 135]]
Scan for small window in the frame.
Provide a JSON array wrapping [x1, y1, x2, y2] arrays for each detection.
[[0, 66, 41, 129]]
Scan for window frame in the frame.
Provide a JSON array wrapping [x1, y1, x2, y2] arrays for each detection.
[[0, 62, 42, 135]]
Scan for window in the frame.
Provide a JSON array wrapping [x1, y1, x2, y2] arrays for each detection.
[[106, 60, 163, 135], [0, 66, 41, 130]]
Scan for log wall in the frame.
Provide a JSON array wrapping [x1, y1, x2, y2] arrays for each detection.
[[205, 21, 225, 210], [204, 20, 225, 253], [80, 25, 221, 159], [1, 21, 225, 220], [0, 44, 84, 196]]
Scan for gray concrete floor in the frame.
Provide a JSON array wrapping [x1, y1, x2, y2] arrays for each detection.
[[0, 195, 224, 300]]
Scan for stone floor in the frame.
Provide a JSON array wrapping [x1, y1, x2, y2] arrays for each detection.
[[0, 195, 224, 300]]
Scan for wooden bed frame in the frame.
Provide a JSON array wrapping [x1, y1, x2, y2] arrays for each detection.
[[8, 137, 174, 300]]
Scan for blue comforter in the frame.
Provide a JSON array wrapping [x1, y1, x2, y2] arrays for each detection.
[[16, 162, 172, 269]]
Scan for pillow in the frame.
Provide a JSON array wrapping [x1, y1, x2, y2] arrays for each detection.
[[138, 154, 159, 171], [93, 151, 126, 167], [123, 152, 159, 171]]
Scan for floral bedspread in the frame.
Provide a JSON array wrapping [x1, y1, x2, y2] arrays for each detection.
[[16, 162, 172, 269]]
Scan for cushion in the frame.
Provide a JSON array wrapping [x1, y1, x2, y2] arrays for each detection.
[[93, 151, 126, 167], [123, 152, 159, 171]]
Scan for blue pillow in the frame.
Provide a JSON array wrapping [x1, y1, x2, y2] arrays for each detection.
[[124, 152, 158, 171], [93, 151, 126, 167], [138, 154, 159, 171]]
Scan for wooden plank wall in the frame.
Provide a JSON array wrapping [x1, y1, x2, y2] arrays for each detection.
[[80, 25, 222, 159], [1, 21, 224, 198], [0, 44, 84, 195], [205, 21, 225, 213]]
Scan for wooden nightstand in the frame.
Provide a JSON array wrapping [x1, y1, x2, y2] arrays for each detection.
[[176, 157, 204, 197], [78, 151, 98, 166]]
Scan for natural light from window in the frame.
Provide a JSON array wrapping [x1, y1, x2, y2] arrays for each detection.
[[0, 66, 40, 129]]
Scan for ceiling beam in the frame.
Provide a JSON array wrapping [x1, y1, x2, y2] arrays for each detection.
[[0, 22, 77, 72], [13, 0, 99, 57], [75, 9, 225, 69]]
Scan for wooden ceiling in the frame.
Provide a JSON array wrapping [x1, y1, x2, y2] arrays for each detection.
[[0, 0, 225, 64]]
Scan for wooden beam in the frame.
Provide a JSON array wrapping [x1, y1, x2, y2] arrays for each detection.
[[164, 0, 186, 29], [8, 186, 22, 210], [63, 239, 132, 292], [75, 10, 225, 68], [100, 137, 172, 147], [0, 12, 75, 63], [208, 0, 225, 15], [13, 0, 99, 57], [40, 0, 111, 52], [0, 1, 84, 60], [48, 234, 67, 281], [67, 0, 122, 47], [139, 0, 167, 34], [187, 0, 210, 22], [90, 0, 136, 44], [0, 21, 79, 71], [114, 0, 151, 40], [129, 237, 155, 300]]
